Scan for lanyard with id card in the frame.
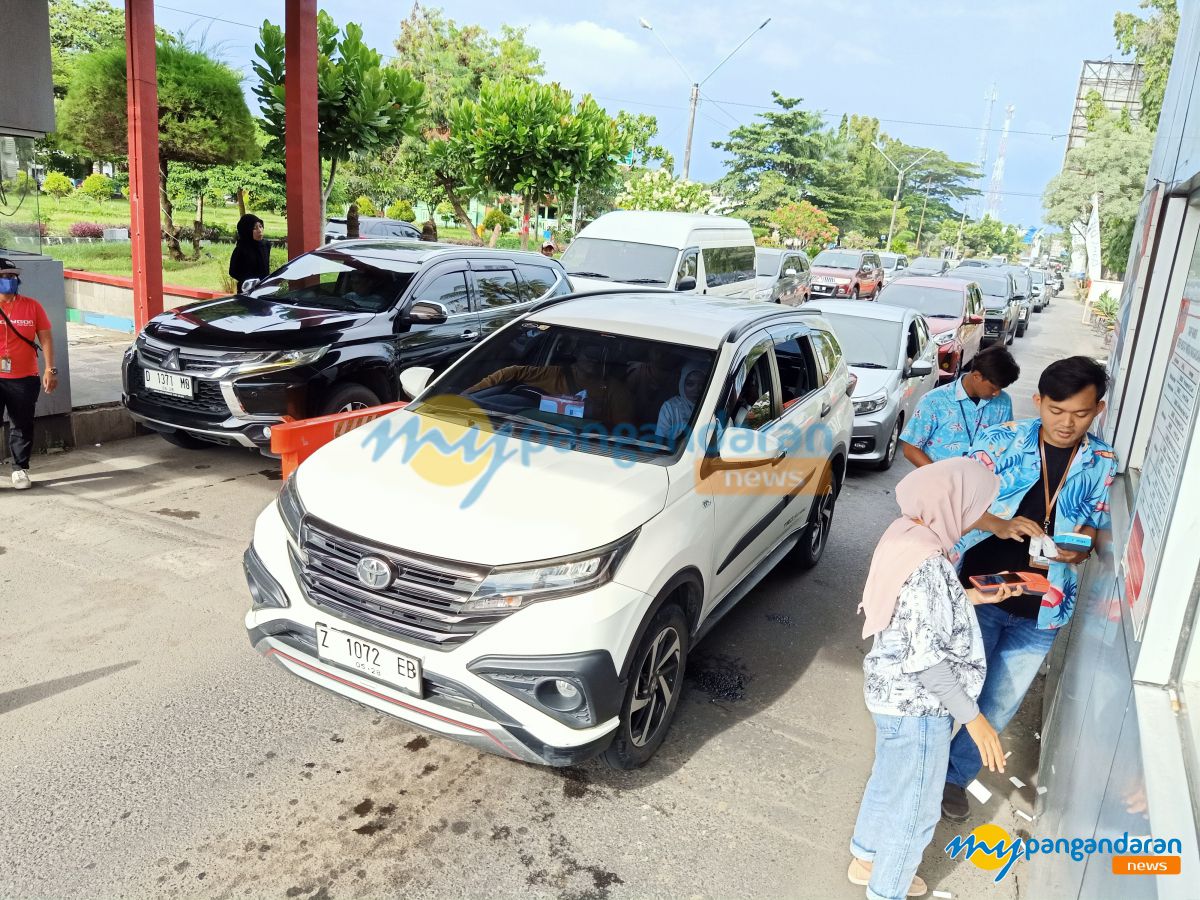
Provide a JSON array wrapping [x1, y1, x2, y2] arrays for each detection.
[[0, 301, 41, 374], [1029, 435, 1079, 570]]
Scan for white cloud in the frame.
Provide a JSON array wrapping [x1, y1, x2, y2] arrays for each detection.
[[524, 19, 688, 97]]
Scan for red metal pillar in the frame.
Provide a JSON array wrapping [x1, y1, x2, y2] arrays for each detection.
[[124, 0, 163, 331], [285, 0, 322, 258]]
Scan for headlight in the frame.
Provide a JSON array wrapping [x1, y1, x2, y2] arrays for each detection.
[[933, 331, 957, 346], [228, 346, 329, 377], [278, 474, 306, 543], [835, 278, 852, 285], [853, 392, 889, 415], [461, 531, 638, 612]]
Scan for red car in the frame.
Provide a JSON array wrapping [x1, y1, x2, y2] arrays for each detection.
[[808, 249, 885, 300], [876, 276, 985, 382]]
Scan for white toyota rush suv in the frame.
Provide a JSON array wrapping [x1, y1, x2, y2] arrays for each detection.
[[245, 291, 853, 768]]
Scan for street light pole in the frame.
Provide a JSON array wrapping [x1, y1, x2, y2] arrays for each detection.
[[915, 178, 931, 251], [873, 143, 934, 251], [641, 17, 770, 182]]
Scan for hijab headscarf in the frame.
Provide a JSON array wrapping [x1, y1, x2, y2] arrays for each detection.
[[859, 457, 999, 638], [229, 214, 270, 288]]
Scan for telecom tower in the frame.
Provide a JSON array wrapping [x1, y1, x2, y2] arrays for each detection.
[[974, 84, 998, 217], [987, 104, 1015, 218]]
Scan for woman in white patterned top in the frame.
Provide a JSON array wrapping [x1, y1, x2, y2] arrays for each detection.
[[847, 458, 1020, 900]]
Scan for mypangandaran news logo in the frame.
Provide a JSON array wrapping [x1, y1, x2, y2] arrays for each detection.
[[945, 824, 1184, 882]]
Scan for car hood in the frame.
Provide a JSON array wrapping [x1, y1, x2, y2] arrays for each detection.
[[810, 265, 856, 279], [849, 367, 898, 398], [924, 316, 963, 335], [568, 275, 673, 293], [144, 295, 377, 350], [293, 407, 669, 565]]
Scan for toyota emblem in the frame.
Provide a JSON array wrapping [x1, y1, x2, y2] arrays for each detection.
[[356, 555, 394, 590]]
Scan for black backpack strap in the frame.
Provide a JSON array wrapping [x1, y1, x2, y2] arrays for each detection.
[[0, 304, 41, 355]]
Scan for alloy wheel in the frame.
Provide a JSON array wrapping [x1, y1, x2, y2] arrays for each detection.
[[338, 401, 370, 413], [628, 626, 682, 748], [809, 485, 834, 556]]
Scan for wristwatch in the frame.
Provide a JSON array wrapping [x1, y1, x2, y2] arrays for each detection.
[[48, 367, 58, 375]]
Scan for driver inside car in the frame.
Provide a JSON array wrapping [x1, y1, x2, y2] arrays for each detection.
[[466, 344, 635, 429]]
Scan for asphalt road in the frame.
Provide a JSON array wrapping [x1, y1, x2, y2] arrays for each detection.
[[0, 288, 1102, 900]]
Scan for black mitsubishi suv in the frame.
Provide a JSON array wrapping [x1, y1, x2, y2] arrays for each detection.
[[122, 241, 571, 454]]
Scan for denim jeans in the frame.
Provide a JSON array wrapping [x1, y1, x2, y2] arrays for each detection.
[[945, 603, 1059, 787], [851, 713, 953, 900]]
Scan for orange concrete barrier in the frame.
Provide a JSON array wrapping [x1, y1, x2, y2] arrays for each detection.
[[271, 401, 407, 481]]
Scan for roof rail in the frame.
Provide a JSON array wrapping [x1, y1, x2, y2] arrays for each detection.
[[722, 305, 823, 344]]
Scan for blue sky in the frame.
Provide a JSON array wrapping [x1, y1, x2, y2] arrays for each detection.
[[145, 0, 1142, 228]]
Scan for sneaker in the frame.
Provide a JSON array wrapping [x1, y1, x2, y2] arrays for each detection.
[[847, 858, 928, 896], [942, 782, 970, 822], [12, 469, 31, 490]]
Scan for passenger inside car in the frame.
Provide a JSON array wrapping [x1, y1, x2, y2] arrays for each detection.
[[655, 363, 708, 448]]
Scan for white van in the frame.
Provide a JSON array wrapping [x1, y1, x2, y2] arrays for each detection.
[[560, 211, 757, 298]]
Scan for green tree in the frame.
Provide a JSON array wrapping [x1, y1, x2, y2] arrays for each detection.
[[615, 111, 672, 170], [769, 201, 838, 249], [48, 0, 126, 98], [254, 12, 425, 222], [42, 171, 74, 199], [960, 216, 1022, 258], [354, 195, 378, 217], [1114, 0, 1180, 127], [434, 201, 455, 227], [616, 169, 712, 213], [78, 172, 113, 203], [58, 39, 258, 260], [386, 200, 415, 222], [439, 78, 628, 249]]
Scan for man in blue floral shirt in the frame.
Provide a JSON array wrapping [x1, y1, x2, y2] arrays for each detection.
[[941, 356, 1117, 822], [900, 347, 1020, 466]]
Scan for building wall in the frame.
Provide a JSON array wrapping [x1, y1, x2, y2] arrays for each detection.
[[0, 1, 54, 139], [1032, 7, 1200, 898]]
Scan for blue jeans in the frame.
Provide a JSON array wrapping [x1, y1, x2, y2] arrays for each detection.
[[946, 603, 1059, 787], [851, 713, 953, 900]]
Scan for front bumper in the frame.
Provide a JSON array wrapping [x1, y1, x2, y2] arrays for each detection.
[[810, 282, 853, 298], [982, 317, 1007, 344], [244, 505, 646, 766], [849, 404, 897, 462]]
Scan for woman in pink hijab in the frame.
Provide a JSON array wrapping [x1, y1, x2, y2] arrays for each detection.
[[847, 458, 1019, 900]]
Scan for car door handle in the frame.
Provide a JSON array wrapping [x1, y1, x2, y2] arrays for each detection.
[[820, 402, 832, 418], [461, 329, 479, 340]]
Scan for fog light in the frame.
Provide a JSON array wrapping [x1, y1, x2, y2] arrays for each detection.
[[263, 425, 273, 440], [534, 676, 586, 712], [554, 679, 579, 699]]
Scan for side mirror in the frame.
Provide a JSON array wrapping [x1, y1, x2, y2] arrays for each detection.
[[239, 278, 260, 294], [675, 275, 697, 292], [907, 361, 934, 379], [966, 314, 984, 325], [846, 372, 858, 397], [716, 426, 783, 467], [399, 366, 434, 399], [407, 300, 449, 324]]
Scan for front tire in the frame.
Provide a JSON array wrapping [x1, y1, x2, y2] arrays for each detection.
[[318, 383, 381, 416], [1005, 323, 1015, 345], [850, 286, 860, 301], [876, 419, 902, 471], [602, 603, 689, 770], [792, 468, 836, 569]]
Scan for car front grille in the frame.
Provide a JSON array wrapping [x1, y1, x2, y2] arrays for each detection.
[[138, 337, 268, 376], [128, 360, 229, 416], [297, 518, 501, 650]]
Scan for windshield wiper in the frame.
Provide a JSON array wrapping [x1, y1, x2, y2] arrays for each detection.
[[484, 410, 575, 437], [623, 278, 666, 284], [925, 313, 959, 318], [850, 362, 889, 369], [568, 271, 609, 278]]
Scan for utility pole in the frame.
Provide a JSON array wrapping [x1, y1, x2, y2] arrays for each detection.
[[914, 179, 931, 251], [874, 144, 934, 251], [640, 17, 769, 182]]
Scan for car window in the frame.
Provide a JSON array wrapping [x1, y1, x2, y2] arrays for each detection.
[[905, 322, 921, 364], [517, 263, 562, 301], [703, 245, 756, 288], [808, 329, 842, 383], [917, 317, 930, 349], [677, 248, 699, 285], [723, 339, 777, 431], [796, 255, 809, 273], [412, 270, 470, 316], [473, 270, 522, 308], [768, 324, 822, 403]]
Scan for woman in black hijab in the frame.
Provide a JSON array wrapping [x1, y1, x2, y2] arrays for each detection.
[[228, 214, 271, 291]]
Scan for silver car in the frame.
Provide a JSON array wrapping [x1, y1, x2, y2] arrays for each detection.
[[807, 300, 939, 470], [753, 247, 811, 305]]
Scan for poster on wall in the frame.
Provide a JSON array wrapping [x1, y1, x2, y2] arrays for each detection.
[[1123, 292, 1200, 638]]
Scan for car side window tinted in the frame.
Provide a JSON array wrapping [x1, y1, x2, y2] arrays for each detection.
[[516, 263, 562, 301], [473, 270, 522, 308], [703, 245, 755, 288], [722, 338, 777, 431], [768, 324, 822, 402], [808, 329, 842, 384], [413, 271, 470, 315]]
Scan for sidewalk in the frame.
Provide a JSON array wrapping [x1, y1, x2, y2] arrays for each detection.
[[66, 321, 128, 408]]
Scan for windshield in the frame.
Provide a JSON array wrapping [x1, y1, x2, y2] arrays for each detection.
[[1031, 270, 1045, 284], [812, 250, 862, 270], [960, 272, 1010, 300], [410, 322, 717, 456], [559, 237, 679, 284], [877, 284, 962, 318], [909, 258, 942, 271], [817, 314, 902, 370], [245, 248, 415, 312], [880, 255, 900, 270], [756, 252, 781, 277]]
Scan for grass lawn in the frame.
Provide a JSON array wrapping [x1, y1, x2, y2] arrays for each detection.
[[43, 241, 290, 291], [33, 195, 289, 239]]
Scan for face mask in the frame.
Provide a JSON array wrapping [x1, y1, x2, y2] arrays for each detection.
[[0, 277, 19, 294]]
